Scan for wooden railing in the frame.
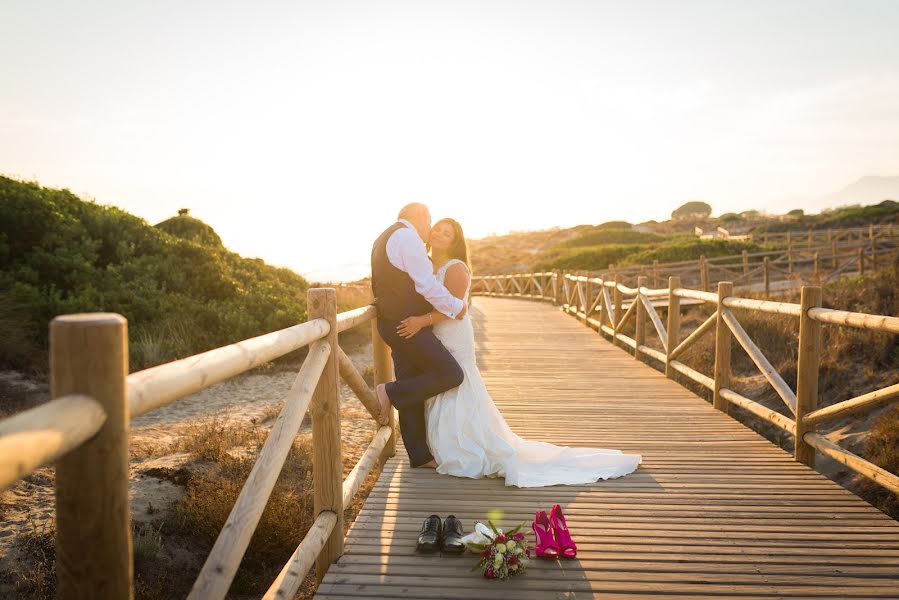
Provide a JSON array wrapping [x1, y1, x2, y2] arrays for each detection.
[[0, 288, 393, 600], [471, 271, 899, 497], [591, 227, 898, 293]]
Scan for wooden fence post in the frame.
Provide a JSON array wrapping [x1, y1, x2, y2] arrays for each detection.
[[665, 276, 681, 379], [372, 318, 396, 463], [635, 276, 647, 361], [552, 271, 560, 305], [814, 252, 820, 278], [52, 314, 132, 600], [584, 277, 593, 326], [795, 286, 822, 467], [763, 257, 771, 297], [713, 282, 733, 413], [308, 289, 343, 584], [742, 250, 749, 276], [699, 256, 709, 292], [858, 248, 865, 276], [763, 231, 769, 245], [653, 260, 660, 287], [788, 243, 794, 274], [613, 275, 623, 348], [807, 228, 813, 245]]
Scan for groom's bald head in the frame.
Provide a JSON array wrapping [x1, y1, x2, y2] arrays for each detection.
[[398, 203, 432, 242]]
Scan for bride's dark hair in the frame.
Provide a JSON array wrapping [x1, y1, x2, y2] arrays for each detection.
[[433, 218, 472, 274]]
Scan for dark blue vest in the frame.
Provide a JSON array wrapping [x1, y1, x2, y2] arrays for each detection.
[[371, 223, 434, 321]]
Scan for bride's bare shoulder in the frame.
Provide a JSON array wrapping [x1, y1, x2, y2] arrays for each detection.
[[444, 261, 471, 288]]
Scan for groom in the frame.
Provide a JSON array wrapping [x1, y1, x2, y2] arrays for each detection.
[[372, 203, 466, 468]]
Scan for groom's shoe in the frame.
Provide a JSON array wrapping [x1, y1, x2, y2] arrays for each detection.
[[416, 515, 442, 552], [440, 515, 466, 555]]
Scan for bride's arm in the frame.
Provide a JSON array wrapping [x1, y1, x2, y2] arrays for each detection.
[[397, 264, 470, 339]]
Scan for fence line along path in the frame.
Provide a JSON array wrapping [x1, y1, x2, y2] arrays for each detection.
[[314, 296, 899, 600]]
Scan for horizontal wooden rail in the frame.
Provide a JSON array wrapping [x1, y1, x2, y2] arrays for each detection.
[[719, 388, 796, 434], [336, 304, 377, 332], [188, 339, 332, 600], [809, 307, 899, 334], [804, 432, 899, 495], [673, 288, 718, 303], [668, 360, 715, 390], [637, 344, 666, 363], [0, 394, 106, 491], [128, 317, 330, 418], [722, 297, 802, 317]]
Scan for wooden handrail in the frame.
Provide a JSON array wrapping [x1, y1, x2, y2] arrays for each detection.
[[337, 304, 377, 332], [128, 317, 330, 417], [808, 307, 899, 334], [188, 338, 332, 600], [719, 388, 796, 434], [0, 394, 105, 491]]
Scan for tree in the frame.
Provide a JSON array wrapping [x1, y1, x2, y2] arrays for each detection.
[[178, 208, 190, 216], [787, 209, 804, 217], [671, 201, 712, 220]]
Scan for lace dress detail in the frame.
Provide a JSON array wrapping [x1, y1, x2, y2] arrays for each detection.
[[424, 260, 641, 487]]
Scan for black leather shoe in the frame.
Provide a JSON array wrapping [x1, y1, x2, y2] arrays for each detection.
[[416, 514, 442, 552], [441, 515, 466, 554]]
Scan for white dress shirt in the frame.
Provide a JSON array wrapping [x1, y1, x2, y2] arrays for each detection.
[[386, 219, 465, 318]]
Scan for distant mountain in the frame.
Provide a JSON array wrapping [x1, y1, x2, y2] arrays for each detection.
[[789, 176, 899, 213]]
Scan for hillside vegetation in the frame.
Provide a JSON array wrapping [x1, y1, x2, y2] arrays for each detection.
[[0, 176, 309, 372], [470, 201, 899, 275]]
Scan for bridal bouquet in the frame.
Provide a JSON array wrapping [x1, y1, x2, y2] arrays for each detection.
[[464, 521, 531, 580]]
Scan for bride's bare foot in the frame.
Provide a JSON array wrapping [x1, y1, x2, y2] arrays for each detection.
[[375, 384, 391, 426], [415, 459, 438, 469]]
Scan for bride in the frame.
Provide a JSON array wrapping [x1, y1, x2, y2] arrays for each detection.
[[395, 218, 641, 488]]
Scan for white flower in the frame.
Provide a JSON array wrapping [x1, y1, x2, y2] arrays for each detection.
[[495, 543, 507, 554], [506, 540, 516, 550], [493, 554, 503, 567]]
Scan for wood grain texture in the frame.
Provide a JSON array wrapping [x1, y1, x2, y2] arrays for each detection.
[[52, 313, 133, 600], [314, 298, 899, 599]]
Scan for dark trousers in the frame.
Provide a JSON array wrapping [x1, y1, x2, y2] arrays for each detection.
[[377, 318, 464, 467]]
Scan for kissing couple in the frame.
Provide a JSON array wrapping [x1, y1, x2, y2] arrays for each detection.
[[371, 203, 640, 488]]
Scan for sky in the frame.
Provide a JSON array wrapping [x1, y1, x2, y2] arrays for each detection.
[[2, 0, 898, 281]]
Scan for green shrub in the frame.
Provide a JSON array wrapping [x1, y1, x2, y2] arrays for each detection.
[[620, 239, 760, 265], [0, 176, 309, 372], [559, 228, 665, 248]]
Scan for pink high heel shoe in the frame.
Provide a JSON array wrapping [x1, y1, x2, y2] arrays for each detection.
[[531, 510, 560, 558], [549, 503, 577, 558]]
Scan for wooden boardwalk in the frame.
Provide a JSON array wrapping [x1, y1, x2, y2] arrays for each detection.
[[315, 297, 899, 599]]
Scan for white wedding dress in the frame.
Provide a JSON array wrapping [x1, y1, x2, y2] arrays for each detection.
[[425, 259, 641, 488]]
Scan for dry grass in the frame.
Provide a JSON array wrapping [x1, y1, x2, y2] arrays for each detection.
[[859, 406, 899, 518], [7, 513, 56, 599]]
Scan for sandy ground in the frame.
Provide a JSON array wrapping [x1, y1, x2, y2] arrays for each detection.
[[0, 344, 377, 585]]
